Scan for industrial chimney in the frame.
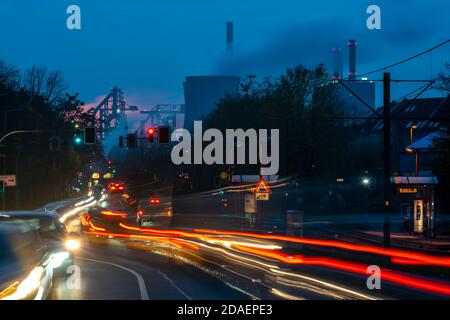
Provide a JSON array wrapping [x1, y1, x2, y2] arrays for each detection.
[[332, 47, 343, 80], [226, 21, 233, 52], [348, 40, 357, 79]]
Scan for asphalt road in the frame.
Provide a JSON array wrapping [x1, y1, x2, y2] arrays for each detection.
[[49, 191, 450, 300], [51, 242, 249, 300]]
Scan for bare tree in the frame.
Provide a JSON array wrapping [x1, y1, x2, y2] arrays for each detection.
[[22, 65, 67, 104], [45, 70, 68, 104], [24, 65, 47, 95], [0, 59, 20, 88], [435, 63, 450, 93]]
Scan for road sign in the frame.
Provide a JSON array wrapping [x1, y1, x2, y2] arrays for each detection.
[[399, 187, 418, 194], [245, 193, 257, 212], [253, 177, 272, 194], [219, 171, 229, 180], [0, 175, 16, 187], [256, 193, 269, 201]]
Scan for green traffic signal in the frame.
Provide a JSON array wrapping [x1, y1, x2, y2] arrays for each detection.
[[74, 136, 82, 144]]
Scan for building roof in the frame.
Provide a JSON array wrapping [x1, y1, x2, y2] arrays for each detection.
[[406, 130, 446, 151], [391, 176, 439, 185], [372, 96, 449, 132]]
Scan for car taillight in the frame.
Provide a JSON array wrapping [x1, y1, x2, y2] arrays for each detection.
[[81, 214, 90, 226], [101, 210, 128, 218], [150, 199, 160, 204]]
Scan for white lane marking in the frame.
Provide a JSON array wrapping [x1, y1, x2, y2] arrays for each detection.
[[157, 270, 192, 300], [78, 257, 149, 300]]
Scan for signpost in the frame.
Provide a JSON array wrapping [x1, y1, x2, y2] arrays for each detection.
[[253, 177, 272, 201], [399, 187, 418, 194], [256, 193, 269, 201], [0, 175, 16, 187]]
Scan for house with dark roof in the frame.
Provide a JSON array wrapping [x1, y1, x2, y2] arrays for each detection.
[[357, 95, 449, 175]]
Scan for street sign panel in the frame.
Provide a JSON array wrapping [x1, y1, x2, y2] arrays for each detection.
[[0, 175, 16, 187], [256, 193, 269, 201], [245, 193, 257, 212], [253, 177, 272, 194], [399, 187, 418, 194]]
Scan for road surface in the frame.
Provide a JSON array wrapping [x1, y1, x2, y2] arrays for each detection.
[[49, 191, 450, 300]]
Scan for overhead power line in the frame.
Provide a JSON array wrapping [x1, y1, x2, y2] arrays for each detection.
[[349, 39, 450, 79]]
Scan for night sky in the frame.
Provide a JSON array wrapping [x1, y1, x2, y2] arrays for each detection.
[[0, 0, 448, 109]]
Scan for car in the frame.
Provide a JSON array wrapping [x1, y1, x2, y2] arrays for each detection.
[[0, 223, 54, 300], [107, 182, 125, 193], [81, 206, 129, 233], [136, 194, 172, 227], [0, 211, 78, 277]]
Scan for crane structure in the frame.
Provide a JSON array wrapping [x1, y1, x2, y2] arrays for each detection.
[[90, 87, 138, 141]]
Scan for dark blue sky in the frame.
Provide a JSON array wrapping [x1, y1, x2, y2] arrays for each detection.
[[0, 0, 449, 108]]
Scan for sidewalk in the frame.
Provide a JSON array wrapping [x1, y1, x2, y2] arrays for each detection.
[[359, 230, 450, 253], [303, 213, 450, 253]]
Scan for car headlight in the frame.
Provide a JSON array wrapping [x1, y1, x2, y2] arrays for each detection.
[[1, 267, 44, 300], [65, 239, 80, 251]]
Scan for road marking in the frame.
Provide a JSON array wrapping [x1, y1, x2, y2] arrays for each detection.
[[78, 257, 149, 300], [157, 270, 192, 300]]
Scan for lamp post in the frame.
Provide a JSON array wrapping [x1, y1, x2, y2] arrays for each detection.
[[406, 125, 419, 176], [409, 125, 417, 145], [405, 147, 419, 176]]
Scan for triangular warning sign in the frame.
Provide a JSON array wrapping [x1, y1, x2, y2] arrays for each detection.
[[254, 177, 272, 194]]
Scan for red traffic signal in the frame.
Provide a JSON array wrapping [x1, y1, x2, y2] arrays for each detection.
[[147, 127, 155, 143]]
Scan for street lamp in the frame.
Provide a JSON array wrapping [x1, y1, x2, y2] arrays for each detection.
[[409, 125, 418, 145], [405, 147, 419, 176]]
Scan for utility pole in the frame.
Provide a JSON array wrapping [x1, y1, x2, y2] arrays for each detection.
[[383, 72, 391, 248]]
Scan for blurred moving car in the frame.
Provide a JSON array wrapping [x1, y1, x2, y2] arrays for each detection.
[[81, 206, 129, 233], [0, 223, 56, 300], [0, 212, 78, 277], [136, 194, 172, 227]]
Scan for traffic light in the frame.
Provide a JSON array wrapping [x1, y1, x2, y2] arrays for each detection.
[[74, 130, 82, 145], [127, 133, 137, 149], [84, 127, 96, 144], [147, 128, 155, 143], [119, 136, 124, 148], [158, 126, 170, 144]]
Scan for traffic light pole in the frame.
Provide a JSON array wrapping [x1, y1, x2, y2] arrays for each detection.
[[383, 72, 391, 248]]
